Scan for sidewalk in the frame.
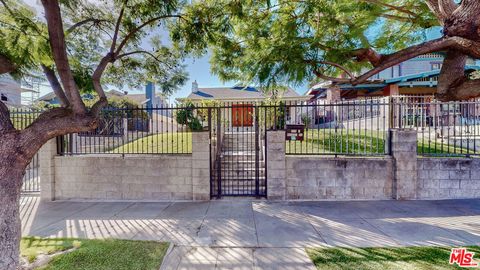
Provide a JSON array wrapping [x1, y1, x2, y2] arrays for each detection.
[[21, 196, 480, 269]]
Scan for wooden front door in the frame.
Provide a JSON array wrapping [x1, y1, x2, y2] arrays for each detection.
[[232, 104, 253, 127]]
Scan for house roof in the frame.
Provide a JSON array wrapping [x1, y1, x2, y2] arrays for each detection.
[[307, 65, 480, 95], [125, 93, 148, 104], [184, 86, 305, 101]]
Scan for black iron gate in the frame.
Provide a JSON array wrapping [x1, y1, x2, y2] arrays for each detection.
[[210, 104, 267, 197], [22, 152, 40, 193]]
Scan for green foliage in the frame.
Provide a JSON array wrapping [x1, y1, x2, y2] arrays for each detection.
[[61, 0, 188, 94], [0, 0, 50, 78], [1, 0, 187, 95], [175, 101, 204, 131], [21, 237, 168, 270], [308, 246, 480, 270], [172, 0, 437, 88], [301, 113, 311, 128]]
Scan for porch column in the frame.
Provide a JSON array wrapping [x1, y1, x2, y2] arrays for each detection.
[[383, 84, 399, 96], [266, 130, 286, 200], [192, 131, 210, 200], [326, 86, 341, 103], [39, 139, 57, 201]]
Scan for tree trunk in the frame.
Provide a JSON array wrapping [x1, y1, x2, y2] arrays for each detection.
[[0, 150, 25, 270]]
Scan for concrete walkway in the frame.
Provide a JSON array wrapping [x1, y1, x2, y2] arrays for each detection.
[[21, 196, 480, 269]]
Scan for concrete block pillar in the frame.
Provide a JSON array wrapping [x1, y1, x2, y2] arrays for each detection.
[[266, 130, 286, 200], [39, 139, 57, 201], [192, 131, 210, 200], [391, 129, 418, 200]]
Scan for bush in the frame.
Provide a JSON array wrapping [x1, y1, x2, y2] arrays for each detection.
[[176, 102, 203, 131]]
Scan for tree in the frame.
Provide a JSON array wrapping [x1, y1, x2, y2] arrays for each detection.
[[172, 0, 480, 101], [0, 0, 187, 268]]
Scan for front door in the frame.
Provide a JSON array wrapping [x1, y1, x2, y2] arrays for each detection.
[[232, 104, 253, 127]]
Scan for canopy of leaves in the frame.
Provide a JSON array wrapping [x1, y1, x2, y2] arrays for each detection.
[[61, 0, 188, 94], [1, 0, 188, 95], [171, 0, 437, 87], [0, 0, 51, 78]]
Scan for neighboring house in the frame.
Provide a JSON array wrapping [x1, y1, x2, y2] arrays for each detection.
[[306, 52, 480, 103], [36, 82, 169, 109], [178, 81, 311, 127], [0, 74, 25, 106]]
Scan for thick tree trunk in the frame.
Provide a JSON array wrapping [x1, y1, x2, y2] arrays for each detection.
[[0, 139, 26, 270]]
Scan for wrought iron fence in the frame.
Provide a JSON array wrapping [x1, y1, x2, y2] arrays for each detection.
[[391, 99, 480, 157], [278, 99, 390, 156], [58, 105, 208, 155], [9, 108, 43, 192], [49, 97, 480, 157]]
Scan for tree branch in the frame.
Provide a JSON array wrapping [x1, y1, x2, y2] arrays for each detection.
[[115, 50, 163, 62], [425, 0, 445, 23], [114, 14, 183, 55], [0, 101, 14, 133], [305, 59, 355, 80], [66, 18, 109, 35], [351, 37, 480, 84], [41, 0, 86, 115], [41, 64, 69, 107], [19, 107, 98, 156], [91, 53, 114, 100], [110, 5, 125, 53], [350, 48, 383, 67], [438, 0, 458, 18], [360, 0, 417, 17], [0, 54, 16, 75]]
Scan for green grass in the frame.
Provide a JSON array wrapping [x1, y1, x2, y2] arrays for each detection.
[[307, 246, 480, 270], [287, 129, 386, 155], [107, 129, 473, 156], [21, 237, 169, 270], [287, 129, 472, 156], [110, 132, 192, 154]]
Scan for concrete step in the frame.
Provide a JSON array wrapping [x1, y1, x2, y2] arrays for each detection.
[[216, 168, 266, 177], [220, 160, 265, 165]]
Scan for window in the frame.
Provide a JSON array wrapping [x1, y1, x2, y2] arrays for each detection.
[[431, 62, 442, 70], [1, 94, 7, 101]]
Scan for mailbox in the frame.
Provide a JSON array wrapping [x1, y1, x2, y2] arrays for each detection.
[[285, 124, 305, 141]]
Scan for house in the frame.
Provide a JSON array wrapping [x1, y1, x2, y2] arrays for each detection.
[[0, 74, 37, 107], [178, 81, 311, 127], [36, 82, 169, 109], [306, 53, 480, 103]]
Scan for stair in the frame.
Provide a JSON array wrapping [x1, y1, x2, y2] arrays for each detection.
[[216, 132, 266, 196]]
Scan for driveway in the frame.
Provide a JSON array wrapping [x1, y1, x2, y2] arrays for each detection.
[[21, 196, 480, 270]]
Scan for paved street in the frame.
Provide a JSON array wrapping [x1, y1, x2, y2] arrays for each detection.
[[21, 196, 480, 269]]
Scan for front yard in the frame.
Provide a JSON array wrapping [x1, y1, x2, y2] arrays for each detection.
[[287, 129, 473, 156], [307, 246, 480, 270], [21, 237, 168, 270]]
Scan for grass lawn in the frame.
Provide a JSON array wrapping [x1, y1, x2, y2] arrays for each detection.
[[21, 237, 169, 270], [307, 246, 480, 270], [110, 132, 192, 154], [106, 129, 472, 156], [287, 129, 473, 156]]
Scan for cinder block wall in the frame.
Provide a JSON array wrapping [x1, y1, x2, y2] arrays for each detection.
[[286, 157, 394, 200], [417, 158, 480, 199], [54, 155, 194, 200]]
